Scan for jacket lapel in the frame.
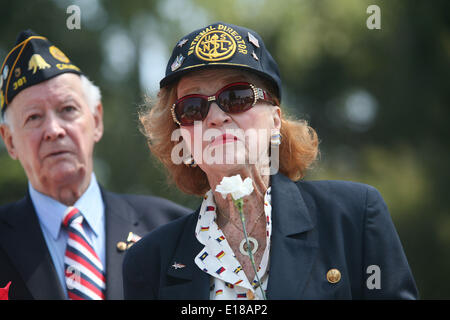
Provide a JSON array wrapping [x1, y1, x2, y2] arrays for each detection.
[[159, 210, 210, 300], [102, 189, 138, 300], [0, 194, 65, 299], [266, 173, 318, 299], [157, 173, 318, 300]]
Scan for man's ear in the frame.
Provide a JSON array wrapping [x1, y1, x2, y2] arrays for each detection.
[[0, 124, 18, 160], [92, 102, 104, 143]]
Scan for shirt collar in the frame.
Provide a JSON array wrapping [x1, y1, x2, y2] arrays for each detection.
[[29, 173, 104, 240], [194, 187, 273, 295]]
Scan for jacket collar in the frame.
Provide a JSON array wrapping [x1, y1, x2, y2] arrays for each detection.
[[0, 193, 66, 299], [101, 188, 141, 300], [266, 172, 318, 299], [160, 208, 210, 299]]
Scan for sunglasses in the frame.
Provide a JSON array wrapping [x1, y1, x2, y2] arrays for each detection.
[[171, 82, 275, 126]]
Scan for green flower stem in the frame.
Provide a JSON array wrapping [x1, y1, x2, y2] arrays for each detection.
[[234, 198, 267, 300]]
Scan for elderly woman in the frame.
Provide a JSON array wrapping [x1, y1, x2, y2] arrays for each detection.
[[123, 22, 418, 300]]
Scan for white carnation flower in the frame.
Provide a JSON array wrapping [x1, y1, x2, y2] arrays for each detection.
[[215, 175, 254, 200]]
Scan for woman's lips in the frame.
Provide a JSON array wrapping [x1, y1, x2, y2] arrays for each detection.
[[210, 134, 238, 147]]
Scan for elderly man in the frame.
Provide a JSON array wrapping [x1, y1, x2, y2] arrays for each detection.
[[0, 30, 189, 300]]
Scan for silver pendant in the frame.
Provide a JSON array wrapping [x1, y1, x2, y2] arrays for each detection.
[[239, 237, 258, 256]]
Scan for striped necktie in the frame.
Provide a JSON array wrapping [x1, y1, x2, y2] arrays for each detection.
[[63, 207, 106, 300]]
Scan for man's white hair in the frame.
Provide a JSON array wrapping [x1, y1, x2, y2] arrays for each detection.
[[1, 74, 101, 128], [80, 74, 102, 113]]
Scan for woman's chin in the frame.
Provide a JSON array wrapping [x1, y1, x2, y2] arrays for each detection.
[[200, 161, 247, 177]]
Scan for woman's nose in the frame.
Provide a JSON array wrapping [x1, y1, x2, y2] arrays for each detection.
[[204, 103, 232, 128]]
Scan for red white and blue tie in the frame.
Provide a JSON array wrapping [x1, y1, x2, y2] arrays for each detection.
[[63, 207, 106, 300]]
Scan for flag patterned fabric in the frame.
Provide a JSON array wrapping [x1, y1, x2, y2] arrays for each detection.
[[194, 188, 272, 300], [63, 207, 106, 300]]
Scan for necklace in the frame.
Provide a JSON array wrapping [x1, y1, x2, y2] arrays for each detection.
[[220, 210, 265, 256]]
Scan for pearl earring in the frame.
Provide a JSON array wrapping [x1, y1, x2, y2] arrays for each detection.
[[183, 155, 197, 167]]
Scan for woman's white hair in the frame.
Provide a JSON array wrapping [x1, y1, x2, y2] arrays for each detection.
[[1, 74, 101, 127]]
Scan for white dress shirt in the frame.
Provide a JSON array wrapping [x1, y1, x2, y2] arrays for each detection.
[[29, 173, 105, 298]]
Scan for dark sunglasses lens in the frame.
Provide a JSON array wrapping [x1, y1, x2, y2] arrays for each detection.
[[218, 85, 254, 113], [176, 97, 208, 126]]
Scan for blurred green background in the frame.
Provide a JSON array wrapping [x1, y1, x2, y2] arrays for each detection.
[[0, 0, 448, 299]]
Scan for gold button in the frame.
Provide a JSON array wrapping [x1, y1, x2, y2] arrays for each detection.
[[327, 268, 341, 284], [116, 241, 127, 252], [246, 289, 255, 300]]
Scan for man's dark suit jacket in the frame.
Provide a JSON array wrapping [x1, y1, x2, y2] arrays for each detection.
[[123, 173, 418, 299], [0, 188, 190, 300]]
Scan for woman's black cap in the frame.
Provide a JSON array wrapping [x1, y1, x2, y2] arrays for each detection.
[[160, 22, 282, 101]]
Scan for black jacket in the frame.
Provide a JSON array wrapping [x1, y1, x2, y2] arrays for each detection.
[[123, 173, 418, 299], [0, 188, 190, 300]]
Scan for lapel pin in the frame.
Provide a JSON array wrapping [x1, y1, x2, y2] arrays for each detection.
[[116, 241, 127, 252], [172, 262, 186, 269], [127, 232, 142, 243], [326, 268, 341, 284], [117, 232, 142, 252]]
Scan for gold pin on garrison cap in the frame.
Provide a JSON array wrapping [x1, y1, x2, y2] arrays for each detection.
[[326, 268, 341, 284]]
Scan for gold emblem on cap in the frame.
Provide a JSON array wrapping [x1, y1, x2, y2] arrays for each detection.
[[327, 268, 341, 284], [49, 45, 70, 63], [116, 241, 127, 252], [28, 54, 51, 74], [195, 30, 236, 62], [14, 67, 21, 78]]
